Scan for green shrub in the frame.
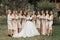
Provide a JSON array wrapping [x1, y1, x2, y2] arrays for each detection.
[[37, 1, 56, 11], [53, 17, 60, 25]]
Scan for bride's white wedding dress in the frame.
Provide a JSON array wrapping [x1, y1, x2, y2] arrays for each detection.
[[13, 16, 40, 38]]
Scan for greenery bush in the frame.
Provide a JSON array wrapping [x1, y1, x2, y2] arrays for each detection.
[[37, 1, 56, 11], [53, 17, 60, 25]]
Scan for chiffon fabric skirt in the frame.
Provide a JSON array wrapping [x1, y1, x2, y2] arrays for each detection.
[[12, 20, 18, 34], [13, 21, 40, 38], [7, 21, 12, 30]]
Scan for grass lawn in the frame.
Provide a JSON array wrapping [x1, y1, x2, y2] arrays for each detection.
[[0, 16, 60, 40]]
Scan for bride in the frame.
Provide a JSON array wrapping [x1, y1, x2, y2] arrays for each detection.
[[13, 11, 40, 38]]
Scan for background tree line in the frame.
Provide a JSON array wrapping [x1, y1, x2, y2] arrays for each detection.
[[0, 0, 56, 15]]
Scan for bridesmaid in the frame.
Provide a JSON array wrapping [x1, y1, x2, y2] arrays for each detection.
[[22, 11, 27, 27], [18, 10, 23, 33], [45, 10, 49, 35], [7, 10, 13, 36], [32, 11, 36, 26], [12, 10, 18, 34], [48, 11, 54, 36], [36, 11, 41, 33], [41, 10, 46, 35]]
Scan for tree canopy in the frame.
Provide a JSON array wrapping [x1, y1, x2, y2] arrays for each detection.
[[0, 0, 56, 15]]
